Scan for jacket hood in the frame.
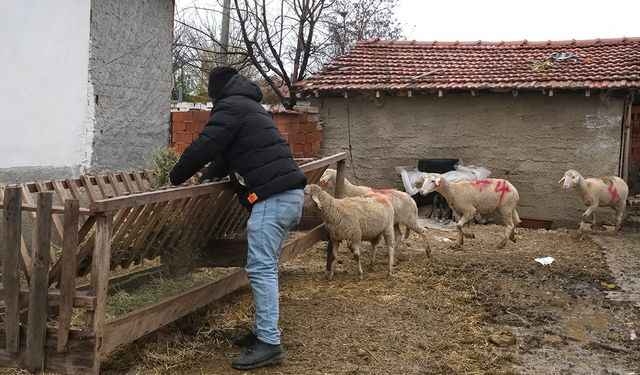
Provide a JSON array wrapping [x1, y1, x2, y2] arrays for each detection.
[[217, 74, 263, 102]]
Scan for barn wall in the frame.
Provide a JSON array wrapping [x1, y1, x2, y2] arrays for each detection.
[[314, 92, 624, 226]]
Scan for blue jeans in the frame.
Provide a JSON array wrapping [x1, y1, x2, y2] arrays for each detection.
[[246, 189, 304, 345]]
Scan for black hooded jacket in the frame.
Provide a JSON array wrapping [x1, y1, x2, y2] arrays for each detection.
[[169, 74, 307, 209]]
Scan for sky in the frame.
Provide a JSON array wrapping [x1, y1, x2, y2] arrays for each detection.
[[396, 0, 640, 42]]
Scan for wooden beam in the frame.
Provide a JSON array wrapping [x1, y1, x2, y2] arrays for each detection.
[[408, 90, 412, 97], [438, 90, 443, 97], [585, 89, 591, 97], [299, 153, 347, 174], [0, 202, 91, 215], [89, 181, 231, 212], [549, 89, 554, 97], [26, 192, 53, 372], [0, 288, 96, 310], [57, 199, 80, 352], [0, 329, 96, 375], [2, 187, 21, 353], [86, 214, 112, 372], [101, 223, 328, 355]]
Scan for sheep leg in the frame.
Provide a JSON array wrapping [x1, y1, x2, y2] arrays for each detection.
[[326, 240, 341, 281], [393, 223, 404, 258], [370, 235, 382, 270], [352, 242, 364, 280], [383, 226, 395, 276], [454, 213, 474, 248], [407, 222, 431, 257], [497, 212, 514, 249], [613, 205, 624, 234], [578, 205, 597, 239]]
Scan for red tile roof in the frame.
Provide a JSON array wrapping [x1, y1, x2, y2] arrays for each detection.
[[297, 38, 640, 92]]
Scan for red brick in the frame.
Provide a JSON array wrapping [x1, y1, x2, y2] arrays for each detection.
[[292, 152, 305, 158], [311, 142, 321, 155], [281, 123, 300, 133], [194, 110, 210, 123], [186, 121, 205, 133], [298, 112, 308, 123], [175, 142, 188, 154], [305, 132, 324, 143], [172, 121, 187, 132], [287, 133, 306, 144], [300, 122, 317, 133], [173, 132, 193, 144], [172, 111, 194, 122], [291, 144, 306, 154]]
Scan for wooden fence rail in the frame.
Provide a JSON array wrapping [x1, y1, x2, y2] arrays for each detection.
[[0, 152, 346, 374]]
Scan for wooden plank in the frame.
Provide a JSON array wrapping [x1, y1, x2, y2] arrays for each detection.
[[89, 181, 231, 212], [106, 171, 125, 197], [81, 176, 99, 203], [26, 191, 53, 372], [0, 202, 91, 215], [0, 288, 97, 310], [101, 223, 327, 354], [57, 199, 80, 352], [0, 328, 96, 375], [0, 188, 32, 280], [47, 215, 96, 286], [131, 170, 148, 192], [36, 181, 65, 242], [279, 224, 328, 264], [298, 152, 347, 173], [139, 198, 187, 261], [2, 186, 22, 353], [100, 268, 248, 354], [119, 171, 137, 194], [94, 175, 111, 199], [85, 214, 112, 370]]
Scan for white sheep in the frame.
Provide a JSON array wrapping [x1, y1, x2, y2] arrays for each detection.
[[305, 184, 395, 280], [559, 169, 629, 238], [319, 168, 431, 256], [419, 174, 521, 248]]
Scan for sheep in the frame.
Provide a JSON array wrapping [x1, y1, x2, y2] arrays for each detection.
[[305, 184, 395, 280], [418, 174, 521, 248], [319, 168, 431, 256], [559, 169, 629, 238]]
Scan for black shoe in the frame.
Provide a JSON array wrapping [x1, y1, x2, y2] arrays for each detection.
[[231, 339, 283, 370], [233, 331, 257, 347]]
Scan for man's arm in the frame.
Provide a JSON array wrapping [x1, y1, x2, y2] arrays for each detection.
[[169, 106, 239, 185]]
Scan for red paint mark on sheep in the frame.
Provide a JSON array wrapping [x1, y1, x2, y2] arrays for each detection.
[[365, 193, 391, 205], [608, 181, 619, 204], [319, 180, 327, 188], [494, 180, 510, 203], [372, 189, 394, 196], [472, 179, 493, 191]]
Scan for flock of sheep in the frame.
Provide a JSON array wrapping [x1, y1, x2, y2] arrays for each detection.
[[304, 168, 629, 280]]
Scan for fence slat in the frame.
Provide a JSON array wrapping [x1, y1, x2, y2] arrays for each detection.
[[26, 191, 53, 371], [57, 199, 79, 352], [2, 187, 22, 353]]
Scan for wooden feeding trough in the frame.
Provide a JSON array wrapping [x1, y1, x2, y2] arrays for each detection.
[[0, 152, 346, 374]]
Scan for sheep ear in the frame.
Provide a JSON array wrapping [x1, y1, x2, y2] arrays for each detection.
[[312, 195, 322, 208], [558, 176, 565, 184], [435, 177, 442, 187]]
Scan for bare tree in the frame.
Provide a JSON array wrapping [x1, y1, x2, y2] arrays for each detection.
[[173, 0, 404, 108]]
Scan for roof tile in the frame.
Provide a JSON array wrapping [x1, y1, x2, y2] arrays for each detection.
[[298, 38, 640, 92]]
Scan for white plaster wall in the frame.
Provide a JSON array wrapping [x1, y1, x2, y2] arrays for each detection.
[[0, 0, 93, 169]]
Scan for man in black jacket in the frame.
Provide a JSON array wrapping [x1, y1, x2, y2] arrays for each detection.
[[169, 66, 306, 370]]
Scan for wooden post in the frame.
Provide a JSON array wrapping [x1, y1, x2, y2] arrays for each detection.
[[2, 186, 22, 353], [57, 199, 79, 352], [26, 191, 53, 372], [87, 213, 113, 374]]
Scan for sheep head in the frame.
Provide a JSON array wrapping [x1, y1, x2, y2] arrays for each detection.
[[418, 173, 444, 195], [319, 168, 337, 190], [559, 169, 581, 189], [304, 184, 324, 208]]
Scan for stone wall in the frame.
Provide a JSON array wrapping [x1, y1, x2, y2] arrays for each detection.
[[312, 92, 625, 226], [89, 0, 174, 171]]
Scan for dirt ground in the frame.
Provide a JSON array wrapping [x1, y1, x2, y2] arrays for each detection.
[[3, 224, 639, 374], [95, 224, 640, 375]]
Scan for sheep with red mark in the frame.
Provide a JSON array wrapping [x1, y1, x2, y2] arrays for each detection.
[[305, 184, 395, 280], [559, 169, 628, 238], [319, 168, 431, 256], [418, 174, 520, 248]]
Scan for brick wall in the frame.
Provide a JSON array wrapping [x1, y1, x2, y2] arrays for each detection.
[[170, 110, 324, 157]]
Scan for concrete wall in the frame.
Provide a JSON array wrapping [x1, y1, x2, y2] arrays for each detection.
[[0, 0, 92, 180], [313, 92, 624, 226], [89, 0, 174, 171]]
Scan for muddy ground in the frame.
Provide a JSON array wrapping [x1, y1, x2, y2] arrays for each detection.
[[4, 225, 640, 374], [97, 224, 640, 375]]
